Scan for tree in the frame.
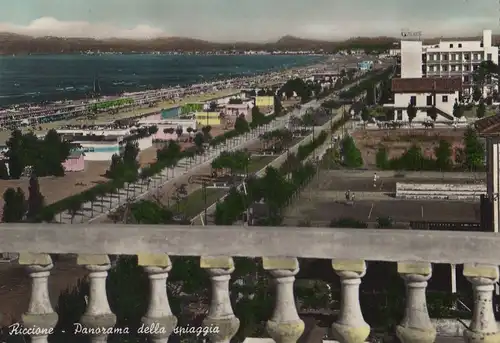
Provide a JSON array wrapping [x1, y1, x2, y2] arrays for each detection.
[[27, 173, 45, 221], [473, 87, 482, 102], [234, 115, 250, 134], [426, 105, 437, 122], [375, 146, 389, 169], [453, 103, 463, 120], [341, 136, 363, 168], [477, 101, 486, 119], [106, 154, 125, 179], [463, 127, 485, 171], [193, 132, 204, 152], [175, 126, 183, 139], [2, 187, 26, 222], [361, 106, 371, 124], [434, 140, 453, 171], [5, 130, 25, 179], [406, 103, 417, 126]]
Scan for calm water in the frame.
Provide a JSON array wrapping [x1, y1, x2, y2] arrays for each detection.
[[0, 54, 322, 107]]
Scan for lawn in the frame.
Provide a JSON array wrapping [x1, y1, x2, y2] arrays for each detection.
[[171, 187, 227, 219], [171, 156, 276, 219], [248, 156, 276, 173]]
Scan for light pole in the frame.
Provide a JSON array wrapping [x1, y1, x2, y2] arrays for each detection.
[[188, 175, 208, 225]]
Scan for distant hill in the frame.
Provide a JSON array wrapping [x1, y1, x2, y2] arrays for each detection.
[[0, 33, 398, 54]]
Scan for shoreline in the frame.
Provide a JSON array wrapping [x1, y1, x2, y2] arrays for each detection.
[[0, 56, 326, 109]]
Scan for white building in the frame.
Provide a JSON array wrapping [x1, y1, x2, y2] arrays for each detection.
[[396, 30, 498, 96], [389, 77, 461, 121], [424, 30, 498, 96]]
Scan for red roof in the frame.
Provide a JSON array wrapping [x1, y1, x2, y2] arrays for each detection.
[[475, 114, 500, 136], [392, 77, 462, 93]]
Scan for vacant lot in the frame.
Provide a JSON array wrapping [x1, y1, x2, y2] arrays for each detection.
[[352, 128, 466, 168]]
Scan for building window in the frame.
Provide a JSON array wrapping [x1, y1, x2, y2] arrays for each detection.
[[451, 65, 456, 71], [442, 95, 448, 102], [426, 95, 433, 106], [464, 75, 470, 83], [458, 43, 462, 48], [473, 65, 479, 71], [442, 65, 448, 72], [442, 54, 448, 60], [488, 53, 492, 61], [464, 65, 470, 71], [450, 44, 453, 48], [397, 110, 403, 120], [451, 53, 457, 61], [481, 43, 484, 48], [410, 96, 417, 106], [464, 54, 470, 60]]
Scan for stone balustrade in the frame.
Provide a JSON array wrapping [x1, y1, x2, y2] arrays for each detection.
[[1, 224, 500, 343], [396, 182, 486, 200]]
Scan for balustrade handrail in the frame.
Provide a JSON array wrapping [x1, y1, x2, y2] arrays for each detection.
[[1, 224, 499, 264]]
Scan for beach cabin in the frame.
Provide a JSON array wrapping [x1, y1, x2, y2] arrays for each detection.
[[195, 112, 221, 126], [62, 151, 85, 172]]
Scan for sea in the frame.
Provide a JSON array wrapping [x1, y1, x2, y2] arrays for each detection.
[[0, 54, 323, 107]]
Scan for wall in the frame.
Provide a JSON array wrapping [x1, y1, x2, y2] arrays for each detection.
[[396, 182, 486, 200], [255, 96, 275, 108], [62, 155, 85, 172], [400, 40, 423, 78], [487, 138, 500, 232], [195, 112, 221, 126], [224, 104, 250, 118], [394, 91, 458, 121]]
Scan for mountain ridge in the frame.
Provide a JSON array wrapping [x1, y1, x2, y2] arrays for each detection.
[[0, 33, 398, 54], [2, 33, 500, 54]]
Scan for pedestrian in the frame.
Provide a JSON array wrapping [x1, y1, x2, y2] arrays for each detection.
[[373, 172, 378, 188], [345, 190, 350, 202], [351, 192, 355, 203]]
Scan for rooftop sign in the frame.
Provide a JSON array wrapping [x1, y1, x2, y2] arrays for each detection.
[[401, 29, 422, 40]]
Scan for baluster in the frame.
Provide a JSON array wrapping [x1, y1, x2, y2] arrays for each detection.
[[331, 259, 370, 343], [463, 263, 500, 343], [201, 256, 240, 343], [77, 254, 117, 343], [263, 257, 304, 343], [138, 254, 177, 343], [19, 253, 58, 343], [396, 262, 436, 343]]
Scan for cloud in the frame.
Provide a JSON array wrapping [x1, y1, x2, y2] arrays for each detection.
[[0, 17, 168, 39]]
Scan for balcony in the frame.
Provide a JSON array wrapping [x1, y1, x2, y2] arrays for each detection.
[[0, 224, 499, 343]]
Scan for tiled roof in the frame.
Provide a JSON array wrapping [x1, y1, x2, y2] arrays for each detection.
[[392, 77, 462, 93], [475, 114, 500, 136]]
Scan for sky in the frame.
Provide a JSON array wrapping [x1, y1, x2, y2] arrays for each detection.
[[0, 0, 499, 42]]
